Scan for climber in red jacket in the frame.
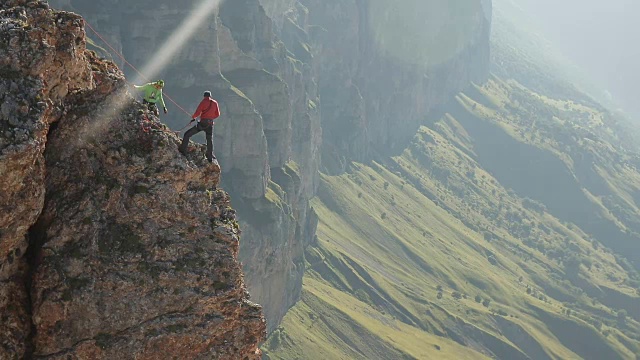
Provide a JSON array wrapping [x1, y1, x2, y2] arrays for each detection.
[[179, 91, 221, 163]]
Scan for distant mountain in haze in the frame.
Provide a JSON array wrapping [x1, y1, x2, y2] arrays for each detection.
[[506, 0, 640, 117]]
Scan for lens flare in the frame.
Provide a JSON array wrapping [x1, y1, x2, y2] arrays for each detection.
[[368, 0, 483, 68]]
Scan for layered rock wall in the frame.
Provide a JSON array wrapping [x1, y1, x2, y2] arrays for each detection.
[[0, 1, 264, 358], [297, 0, 492, 172]]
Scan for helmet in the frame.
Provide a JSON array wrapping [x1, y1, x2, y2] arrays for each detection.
[[204, 91, 212, 97], [156, 80, 165, 87]]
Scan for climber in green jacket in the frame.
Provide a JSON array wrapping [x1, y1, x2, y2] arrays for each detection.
[[134, 80, 167, 116]]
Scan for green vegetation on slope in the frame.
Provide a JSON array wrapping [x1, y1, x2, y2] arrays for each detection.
[[491, 0, 640, 152], [263, 1, 640, 356], [264, 76, 640, 359]]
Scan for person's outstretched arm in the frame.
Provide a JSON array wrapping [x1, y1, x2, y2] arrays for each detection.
[[158, 91, 167, 113]]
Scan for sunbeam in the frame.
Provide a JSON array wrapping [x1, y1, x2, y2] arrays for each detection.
[[134, 0, 225, 83], [76, 0, 225, 146]]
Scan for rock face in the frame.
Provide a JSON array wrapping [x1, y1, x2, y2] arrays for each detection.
[[0, 1, 91, 356], [297, 0, 491, 172], [48, 0, 491, 333], [0, 1, 265, 358]]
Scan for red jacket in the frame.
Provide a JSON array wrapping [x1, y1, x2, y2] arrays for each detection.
[[192, 97, 220, 121]]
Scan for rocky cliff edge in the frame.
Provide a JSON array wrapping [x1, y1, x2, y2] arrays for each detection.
[[0, 1, 265, 358]]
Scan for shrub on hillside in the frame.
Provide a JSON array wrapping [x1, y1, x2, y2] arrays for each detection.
[[522, 197, 547, 214], [617, 310, 627, 325], [354, 289, 372, 304]]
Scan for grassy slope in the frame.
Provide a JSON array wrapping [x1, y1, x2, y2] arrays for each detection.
[[264, 1, 640, 357], [263, 77, 640, 359]]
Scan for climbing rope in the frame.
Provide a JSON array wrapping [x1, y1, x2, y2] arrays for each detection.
[[176, 120, 195, 133], [84, 20, 194, 132]]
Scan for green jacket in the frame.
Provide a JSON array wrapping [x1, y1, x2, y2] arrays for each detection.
[[134, 83, 166, 108]]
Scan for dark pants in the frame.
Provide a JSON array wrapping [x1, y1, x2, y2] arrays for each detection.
[[180, 121, 214, 161]]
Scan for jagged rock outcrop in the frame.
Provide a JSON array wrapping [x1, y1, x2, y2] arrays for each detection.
[[0, 1, 265, 358], [47, 0, 492, 333], [31, 96, 265, 359], [1, 1, 92, 356]]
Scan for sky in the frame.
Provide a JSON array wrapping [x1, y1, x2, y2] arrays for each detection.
[[512, 0, 640, 116]]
